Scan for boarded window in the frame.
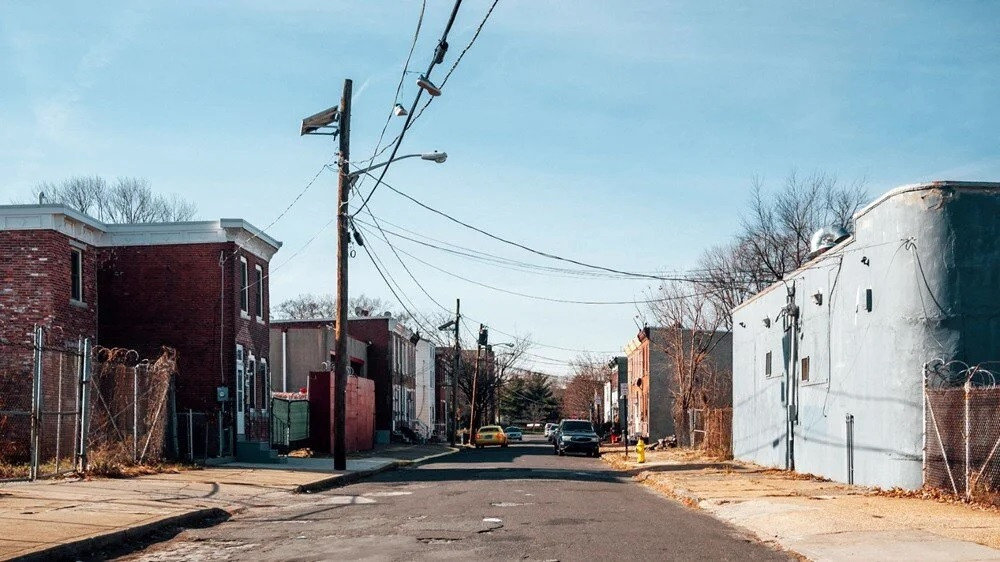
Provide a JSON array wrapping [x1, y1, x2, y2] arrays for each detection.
[[801, 356, 811, 382], [70, 248, 83, 302], [765, 351, 772, 377]]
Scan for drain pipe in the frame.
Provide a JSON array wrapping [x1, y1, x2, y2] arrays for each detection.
[[846, 413, 855, 484], [281, 329, 288, 392]]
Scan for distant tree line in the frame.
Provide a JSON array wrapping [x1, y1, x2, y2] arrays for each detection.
[[25, 175, 197, 223]]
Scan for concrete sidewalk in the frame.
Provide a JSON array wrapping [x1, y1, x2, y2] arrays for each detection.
[[604, 448, 1000, 561], [0, 443, 456, 561]]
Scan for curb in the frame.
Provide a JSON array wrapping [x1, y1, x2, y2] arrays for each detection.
[[294, 447, 459, 494], [11, 507, 231, 562]]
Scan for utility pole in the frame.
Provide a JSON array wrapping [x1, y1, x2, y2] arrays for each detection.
[[450, 299, 461, 447], [333, 78, 352, 471], [468, 324, 487, 445]]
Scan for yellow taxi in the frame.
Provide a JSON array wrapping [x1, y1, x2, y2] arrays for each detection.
[[474, 425, 508, 448]]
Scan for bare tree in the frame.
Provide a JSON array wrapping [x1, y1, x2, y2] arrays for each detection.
[[693, 172, 868, 328], [448, 335, 531, 432], [27, 175, 197, 223], [273, 293, 334, 320], [560, 354, 610, 422], [648, 281, 729, 447]]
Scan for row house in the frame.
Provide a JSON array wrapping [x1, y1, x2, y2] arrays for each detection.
[[623, 326, 731, 442], [0, 204, 280, 454]]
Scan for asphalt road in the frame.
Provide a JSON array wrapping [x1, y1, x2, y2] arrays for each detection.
[[117, 436, 792, 561]]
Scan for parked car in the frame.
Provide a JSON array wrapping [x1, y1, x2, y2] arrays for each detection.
[[544, 423, 558, 442], [552, 419, 600, 457], [504, 426, 523, 441], [475, 425, 508, 448]]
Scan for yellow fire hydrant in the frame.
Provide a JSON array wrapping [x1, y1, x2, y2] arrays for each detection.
[[636, 438, 646, 464]]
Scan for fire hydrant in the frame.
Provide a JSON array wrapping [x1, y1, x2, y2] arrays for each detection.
[[636, 438, 646, 464]]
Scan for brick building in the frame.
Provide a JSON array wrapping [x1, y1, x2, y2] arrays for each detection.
[[0, 204, 280, 452], [267, 315, 419, 444], [624, 327, 731, 441]]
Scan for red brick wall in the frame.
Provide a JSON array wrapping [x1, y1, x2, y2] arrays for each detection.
[[97, 243, 272, 415], [0, 230, 97, 347], [231, 250, 271, 411]]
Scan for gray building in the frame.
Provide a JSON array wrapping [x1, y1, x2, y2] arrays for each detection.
[[732, 181, 1000, 489]]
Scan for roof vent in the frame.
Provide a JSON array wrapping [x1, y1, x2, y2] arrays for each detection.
[[809, 226, 850, 258]]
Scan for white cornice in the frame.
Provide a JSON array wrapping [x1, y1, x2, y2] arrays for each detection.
[[0, 205, 281, 262]]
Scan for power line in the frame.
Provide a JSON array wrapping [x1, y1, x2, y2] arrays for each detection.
[[359, 171, 709, 283], [352, 0, 465, 218], [353, 1, 427, 197], [227, 159, 334, 262], [368, 0, 501, 162], [354, 214, 677, 280], [356, 222, 720, 306]]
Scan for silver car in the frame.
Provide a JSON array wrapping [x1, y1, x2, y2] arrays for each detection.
[[505, 426, 523, 441]]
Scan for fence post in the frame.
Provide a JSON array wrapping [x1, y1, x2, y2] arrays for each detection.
[[133, 365, 139, 463], [72, 337, 82, 473], [29, 326, 43, 480], [187, 409, 194, 461], [77, 338, 91, 473], [964, 378, 971, 500]]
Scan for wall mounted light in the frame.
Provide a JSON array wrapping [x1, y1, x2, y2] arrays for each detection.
[[861, 256, 870, 266], [812, 292, 823, 306], [763, 318, 771, 328]]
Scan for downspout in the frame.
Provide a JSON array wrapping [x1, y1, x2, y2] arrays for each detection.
[[282, 329, 288, 392], [785, 283, 799, 471]]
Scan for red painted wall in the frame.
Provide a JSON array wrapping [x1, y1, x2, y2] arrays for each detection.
[[308, 371, 374, 453]]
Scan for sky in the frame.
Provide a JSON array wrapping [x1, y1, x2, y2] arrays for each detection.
[[3, 1, 1000, 376]]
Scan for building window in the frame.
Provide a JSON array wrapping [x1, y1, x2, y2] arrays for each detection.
[[765, 351, 772, 377], [255, 264, 264, 321], [801, 356, 811, 382], [239, 257, 249, 315], [70, 248, 83, 302]]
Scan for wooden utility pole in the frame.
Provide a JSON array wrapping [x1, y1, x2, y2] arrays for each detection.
[[333, 78, 352, 471], [450, 299, 461, 447], [467, 324, 486, 445]]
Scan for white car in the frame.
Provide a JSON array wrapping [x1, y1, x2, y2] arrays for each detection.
[[505, 426, 523, 441], [544, 423, 557, 441]]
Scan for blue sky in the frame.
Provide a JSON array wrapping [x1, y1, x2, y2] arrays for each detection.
[[3, 1, 999, 375]]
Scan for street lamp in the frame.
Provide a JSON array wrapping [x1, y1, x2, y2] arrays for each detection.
[[343, 152, 447, 181], [300, 81, 448, 470]]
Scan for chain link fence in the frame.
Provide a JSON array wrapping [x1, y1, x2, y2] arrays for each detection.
[[0, 325, 179, 481], [924, 359, 1000, 502], [685, 407, 732, 458]]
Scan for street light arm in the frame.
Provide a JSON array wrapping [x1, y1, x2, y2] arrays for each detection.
[[346, 152, 447, 180]]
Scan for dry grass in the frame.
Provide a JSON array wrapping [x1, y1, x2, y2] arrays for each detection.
[[83, 444, 191, 479]]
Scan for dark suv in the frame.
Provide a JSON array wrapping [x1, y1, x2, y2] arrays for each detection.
[[552, 419, 600, 457]]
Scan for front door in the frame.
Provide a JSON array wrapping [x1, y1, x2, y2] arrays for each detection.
[[236, 344, 245, 435]]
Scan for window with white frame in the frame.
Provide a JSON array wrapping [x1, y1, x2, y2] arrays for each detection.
[[70, 248, 83, 303], [239, 257, 249, 315], [254, 264, 264, 321]]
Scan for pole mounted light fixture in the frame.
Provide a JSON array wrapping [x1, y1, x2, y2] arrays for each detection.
[[393, 103, 408, 117], [344, 151, 448, 181]]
